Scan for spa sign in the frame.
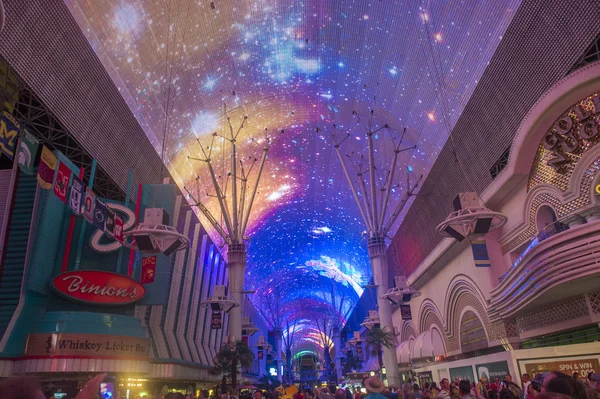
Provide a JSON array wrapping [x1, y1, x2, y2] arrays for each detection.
[[25, 333, 150, 358], [51, 270, 145, 305]]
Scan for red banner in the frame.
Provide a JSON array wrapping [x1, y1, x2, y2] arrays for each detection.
[[52, 270, 145, 305], [242, 335, 248, 345], [53, 162, 71, 203], [141, 256, 156, 284], [114, 216, 124, 242], [258, 350, 264, 360]]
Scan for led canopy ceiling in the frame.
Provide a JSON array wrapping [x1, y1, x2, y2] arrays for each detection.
[[65, 0, 521, 352]]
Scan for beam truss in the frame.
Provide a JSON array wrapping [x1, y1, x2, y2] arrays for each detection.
[[325, 107, 421, 386]]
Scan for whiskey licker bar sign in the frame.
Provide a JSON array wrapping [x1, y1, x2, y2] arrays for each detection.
[[25, 333, 150, 358], [51, 270, 145, 305]]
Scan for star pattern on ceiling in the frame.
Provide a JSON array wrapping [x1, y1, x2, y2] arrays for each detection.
[[64, 0, 521, 352]]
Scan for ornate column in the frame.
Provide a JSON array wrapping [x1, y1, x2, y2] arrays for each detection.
[[368, 236, 400, 387], [227, 243, 246, 341]]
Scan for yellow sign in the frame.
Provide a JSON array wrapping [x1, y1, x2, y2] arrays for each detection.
[[595, 184, 600, 195]]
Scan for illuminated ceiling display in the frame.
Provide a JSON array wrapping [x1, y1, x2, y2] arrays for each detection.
[[65, 0, 521, 348]]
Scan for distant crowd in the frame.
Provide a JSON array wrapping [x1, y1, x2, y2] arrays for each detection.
[[0, 370, 599, 399]]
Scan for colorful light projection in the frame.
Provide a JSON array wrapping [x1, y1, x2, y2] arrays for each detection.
[[64, 0, 521, 348]]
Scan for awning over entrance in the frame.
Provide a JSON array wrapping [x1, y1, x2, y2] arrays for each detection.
[[397, 337, 414, 364], [411, 329, 445, 360]]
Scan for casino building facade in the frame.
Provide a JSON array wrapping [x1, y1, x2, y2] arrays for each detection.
[[383, 35, 600, 385], [0, 3, 271, 397]]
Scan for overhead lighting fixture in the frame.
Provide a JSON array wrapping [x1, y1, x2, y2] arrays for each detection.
[[382, 276, 421, 303], [201, 285, 239, 313]]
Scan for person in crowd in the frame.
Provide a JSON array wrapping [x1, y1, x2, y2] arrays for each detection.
[[526, 381, 540, 399], [503, 375, 522, 399], [589, 373, 600, 392], [476, 378, 489, 399], [1, 373, 107, 399], [587, 373, 596, 388], [364, 376, 389, 399], [414, 384, 423, 399], [450, 385, 460, 399], [439, 379, 451, 399], [355, 389, 363, 399], [542, 371, 587, 399], [585, 387, 600, 399], [488, 384, 499, 399], [521, 375, 531, 399], [459, 381, 475, 399], [166, 394, 186, 399], [498, 388, 516, 399], [335, 390, 347, 399]]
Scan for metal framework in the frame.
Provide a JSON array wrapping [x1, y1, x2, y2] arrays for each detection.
[[186, 104, 282, 343], [0, 58, 125, 200], [327, 107, 421, 387]]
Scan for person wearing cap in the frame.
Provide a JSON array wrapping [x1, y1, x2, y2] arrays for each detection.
[[364, 376, 388, 399]]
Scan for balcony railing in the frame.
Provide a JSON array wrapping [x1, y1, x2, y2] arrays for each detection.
[[489, 212, 600, 322]]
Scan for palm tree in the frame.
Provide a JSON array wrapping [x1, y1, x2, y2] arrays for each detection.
[[209, 350, 231, 393], [211, 340, 255, 391], [366, 327, 396, 370]]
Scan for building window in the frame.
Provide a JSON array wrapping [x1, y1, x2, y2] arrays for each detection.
[[536, 205, 558, 235], [489, 147, 510, 180]]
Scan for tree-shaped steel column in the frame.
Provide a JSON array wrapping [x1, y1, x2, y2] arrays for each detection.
[[326, 109, 421, 387], [187, 105, 282, 342]]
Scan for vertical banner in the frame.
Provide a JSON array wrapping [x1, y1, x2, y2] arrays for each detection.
[[114, 216, 124, 242], [83, 188, 96, 223], [242, 335, 248, 345], [471, 240, 491, 267], [53, 162, 72, 203], [93, 199, 107, 231], [258, 350, 264, 360], [141, 256, 156, 284], [105, 208, 115, 237], [17, 129, 39, 175], [0, 110, 20, 159], [37, 146, 57, 190], [400, 304, 412, 320], [69, 176, 85, 215], [211, 311, 222, 329]]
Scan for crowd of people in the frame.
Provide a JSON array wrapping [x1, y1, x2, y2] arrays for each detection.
[[0, 371, 599, 399]]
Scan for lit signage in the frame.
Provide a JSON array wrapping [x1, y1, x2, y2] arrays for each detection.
[[543, 94, 600, 172], [595, 184, 600, 195], [269, 367, 277, 376], [25, 333, 149, 358], [51, 270, 145, 305]]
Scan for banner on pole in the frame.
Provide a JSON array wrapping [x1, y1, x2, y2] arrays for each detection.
[[211, 311, 222, 329], [105, 208, 115, 237], [17, 129, 39, 175], [83, 188, 96, 224], [0, 110, 20, 160], [37, 146, 57, 190], [141, 256, 156, 284], [93, 199, 107, 231], [69, 175, 85, 215], [471, 240, 491, 267], [258, 350, 264, 360], [400, 304, 412, 320], [114, 216, 124, 242], [53, 162, 72, 203]]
